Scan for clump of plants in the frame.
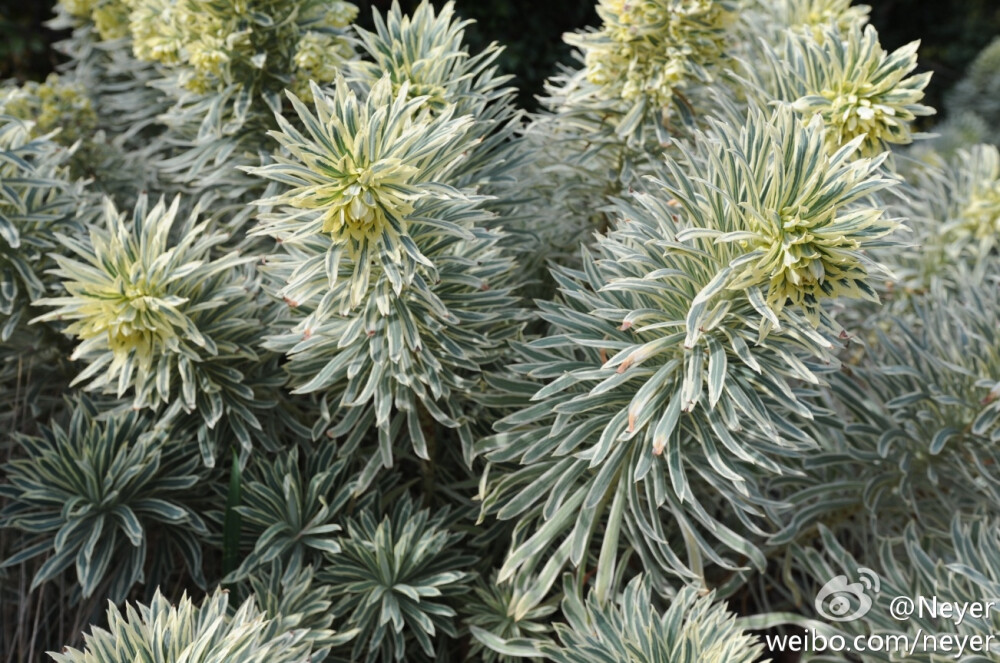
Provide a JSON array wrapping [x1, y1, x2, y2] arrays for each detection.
[[2, 0, 998, 661]]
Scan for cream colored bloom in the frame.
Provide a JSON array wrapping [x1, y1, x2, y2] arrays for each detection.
[[58, 0, 131, 41], [248, 76, 475, 309], [670, 107, 899, 325], [942, 145, 1000, 247], [771, 0, 870, 38], [1, 74, 97, 146], [789, 24, 933, 156], [960, 161, 1000, 241], [570, 0, 735, 111], [293, 31, 352, 91], [36, 198, 199, 372], [129, 0, 357, 94], [33, 196, 256, 412]]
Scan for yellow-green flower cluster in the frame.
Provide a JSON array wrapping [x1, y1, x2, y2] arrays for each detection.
[[571, 0, 736, 111], [33, 195, 255, 412], [770, 0, 869, 38], [128, 0, 185, 65], [248, 77, 474, 310], [1, 74, 98, 146], [292, 31, 354, 98], [36, 197, 203, 375], [789, 24, 934, 156], [962, 187, 1000, 242], [669, 106, 898, 325], [129, 0, 357, 95], [728, 118, 897, 322], [943, 145, 1000, 246], [59, 0, 132, 40]]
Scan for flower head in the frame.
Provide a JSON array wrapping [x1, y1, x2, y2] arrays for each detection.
[[788, 23, 934, 156], [953, 145, 1000, 243], [1, 74, 97, 146], [129, 0, 357, 96], [37, 197, 207, 373], [293, 31, 353, 92], [569, 0, 736, 112], [58, 0, 131, 40], [770, 0, 870, 38], [33, 195, 265, 462], [900, 143, 1000, 274], [248, 76, 475, 308], [669, 106, 899, 324]]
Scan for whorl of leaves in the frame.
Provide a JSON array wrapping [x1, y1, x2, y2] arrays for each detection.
[[480, 105, 898, 601], [0, 399, 208, 601], [537, 576, 763, 663], [465, 572, 557, 663], [322, 497, 473, 662], [50, 588, 319, 663], [0, 117, 79, 340], [34, 194, 272, 464], [229, 444, 352, 581]]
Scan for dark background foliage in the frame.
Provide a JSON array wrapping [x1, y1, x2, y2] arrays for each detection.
[[2, 0, 998, 114]]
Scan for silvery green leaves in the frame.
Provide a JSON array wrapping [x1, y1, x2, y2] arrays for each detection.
[[0, 400, 208, 602], [784, 518, 1000, 663], [243, 562, 359, 662], [479, 575, 764, 662], [829, 285, 1000, 526], [0, 117, 79, 341], [481, 210, 814, 597], [249, 75, 524, 476], [666, 105, 899, 329], [11, 0, 1000, 660], [536, 576, 763, 663], [350, 1, 512, 119], [480, 104, 898, 595], [249, 76, 480, 309], [51, 588, 322, 663], [465, 571, 557, 663], [754, 22, 934, 156], [265, 228, 521, 482], [33, 194, 271, 464], [322, 498, 473, 663]]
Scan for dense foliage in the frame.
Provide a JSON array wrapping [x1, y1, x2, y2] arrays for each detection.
[[1, 1, 998, 661]]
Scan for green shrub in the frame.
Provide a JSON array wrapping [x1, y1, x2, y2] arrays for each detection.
[[0, 399, 208, 601]]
